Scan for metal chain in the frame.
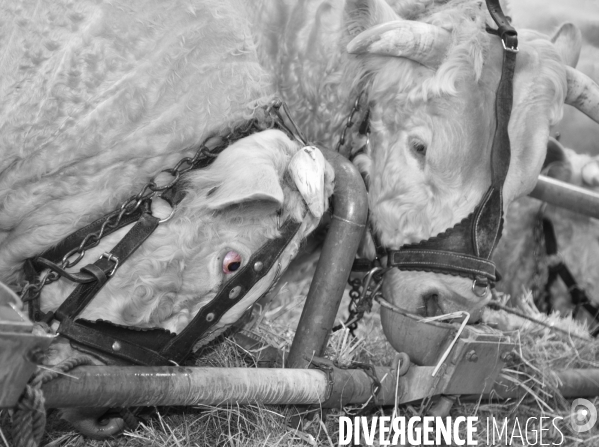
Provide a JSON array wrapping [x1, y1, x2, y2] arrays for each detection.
[[20, 101, 286, 301], [334, 267, 386, 336], [335, 91, 364, 153]]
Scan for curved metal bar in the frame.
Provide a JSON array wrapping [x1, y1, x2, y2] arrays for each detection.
[[529, 175, 599, 219], [286, 148, 369, 369]]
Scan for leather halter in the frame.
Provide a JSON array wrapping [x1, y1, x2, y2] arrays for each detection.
[[386, 0, 518, 291], [24, 104, 306, 366]]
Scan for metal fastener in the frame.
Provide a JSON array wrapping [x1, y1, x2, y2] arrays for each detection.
[[206, 313, 215, 322], [465, 350, 478, 362], [229, 286, 242, 299], [112, 341, 121, 352], [254, 261, 264, 272]]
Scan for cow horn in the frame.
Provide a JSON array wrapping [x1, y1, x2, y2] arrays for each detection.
[[288, 146, 327, 218], [565, 66, 599, 123], [346, 20, 451, 69]]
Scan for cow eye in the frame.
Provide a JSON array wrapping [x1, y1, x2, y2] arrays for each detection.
[[411, 140, 427, 156], [223, 251, 242, 274]]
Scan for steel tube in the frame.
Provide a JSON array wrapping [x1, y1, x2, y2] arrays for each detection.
[[287, 148, 368, 369], [529, 175, 599, 219], [490, 369, 599, 400], [42, 365, 599, 409], [42, 366, 396, 409]]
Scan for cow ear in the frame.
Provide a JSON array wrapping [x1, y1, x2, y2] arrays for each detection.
[[344, 0, 400, 37], [551, 23, 582, 68], [207, 163, 284, 210]]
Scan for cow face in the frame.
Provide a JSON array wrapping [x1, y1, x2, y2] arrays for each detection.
[[39, 130, 334, 349], [344, 0, 599, 320]]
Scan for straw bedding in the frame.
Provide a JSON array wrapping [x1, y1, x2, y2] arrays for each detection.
[[2, 275, 599, 446]]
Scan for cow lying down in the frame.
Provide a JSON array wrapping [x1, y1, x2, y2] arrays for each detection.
[[0, 0, 335, 437], [35, 130, 334, 364], [14, 129, 332, 437]]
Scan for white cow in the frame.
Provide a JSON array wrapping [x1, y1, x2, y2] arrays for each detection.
[[251, 0, 599, 324], [0, 0, 333, 436]]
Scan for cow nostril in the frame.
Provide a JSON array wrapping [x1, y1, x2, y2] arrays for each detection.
[[422, 291, 441, 317]]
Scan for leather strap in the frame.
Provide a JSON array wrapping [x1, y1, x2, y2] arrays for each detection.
[[52, 212, 160, 323], [33, 258, 105, 284], [390, 249, 496, 282], [161, 218, 302, 365], [33, 209, 143, 269], [541, 217, 599, 331], [485, 0, 518, 51], [58, 318, 170, 365], [387, 2, 517, 287], [53, 218, 301, 366]]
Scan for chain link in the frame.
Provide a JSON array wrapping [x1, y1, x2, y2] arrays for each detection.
[[335, 92, 365, 153], [19, 100, 286, 302], [334, 266, 387, 336]]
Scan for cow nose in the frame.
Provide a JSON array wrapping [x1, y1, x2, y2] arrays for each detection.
[[421, 289, 443, 317]]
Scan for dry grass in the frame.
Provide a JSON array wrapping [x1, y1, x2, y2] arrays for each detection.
[[3, 273, 599, 446]]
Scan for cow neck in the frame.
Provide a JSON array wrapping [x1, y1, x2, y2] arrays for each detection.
[[25, 100, 306, 366]]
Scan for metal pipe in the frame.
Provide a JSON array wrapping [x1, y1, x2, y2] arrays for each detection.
[[490, 369, 599, 400], [529, 175, 599, 219], [42, 366, 395, 409], [42, 365, 599, 409], [286, 148, 368, 369]]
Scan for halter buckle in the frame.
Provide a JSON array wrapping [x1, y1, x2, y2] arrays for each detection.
[[99, 252, 120, 277], [501, 37, 519, 53]]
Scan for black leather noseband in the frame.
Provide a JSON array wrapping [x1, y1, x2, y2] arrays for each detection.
[[386, 0, 518, 291]]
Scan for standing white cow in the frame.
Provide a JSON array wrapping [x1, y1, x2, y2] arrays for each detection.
[[250, 0, 599, 327]]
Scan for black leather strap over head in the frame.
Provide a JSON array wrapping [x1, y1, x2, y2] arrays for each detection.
[[387, 0, 518, 287]]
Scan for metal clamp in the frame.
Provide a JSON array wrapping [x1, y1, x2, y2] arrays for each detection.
[[99, 253, 120, 277], [501, 38, 519, 53]]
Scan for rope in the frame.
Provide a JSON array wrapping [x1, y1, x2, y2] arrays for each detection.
[[12, 355, 95, 447], [486, 299, 589, 341]]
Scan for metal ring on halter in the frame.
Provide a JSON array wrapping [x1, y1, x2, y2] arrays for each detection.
[[471, 279, 489, 297], [158, 204, 177, 224]]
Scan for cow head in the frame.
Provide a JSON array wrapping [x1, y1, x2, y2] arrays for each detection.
[[40, 129, 335, 355], [342, 0, 599, 322]]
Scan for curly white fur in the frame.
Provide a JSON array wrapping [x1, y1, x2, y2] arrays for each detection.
[[0, 0, 335, 348]]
